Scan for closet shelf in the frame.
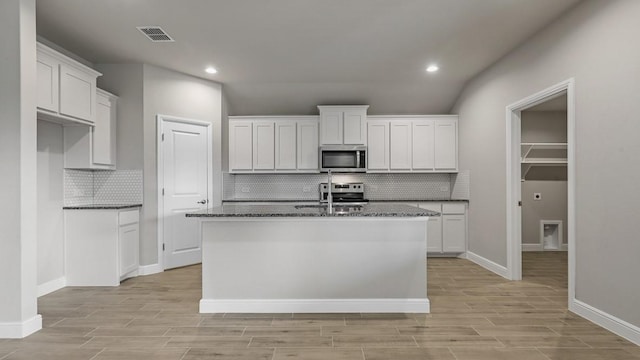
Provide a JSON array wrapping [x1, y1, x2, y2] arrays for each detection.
[[521, 143, 567, 180]]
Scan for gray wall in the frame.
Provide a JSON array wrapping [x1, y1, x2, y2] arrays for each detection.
[[521, 181, 568, 246], [36, 121, 65, 286], [142, 64, 223, 265], [453, 0, 640, 326], [95, 64, 144, 170]]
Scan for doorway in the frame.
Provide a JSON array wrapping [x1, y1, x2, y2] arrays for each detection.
[[157, 115, 213, 270], [505, 79, 576, 304], [520, 95, 568, 290]]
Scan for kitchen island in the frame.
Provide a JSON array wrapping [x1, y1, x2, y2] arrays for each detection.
[[186, 203, 437, 313]]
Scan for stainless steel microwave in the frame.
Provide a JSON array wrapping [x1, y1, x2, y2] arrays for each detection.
[[319, 145, 367, 173]]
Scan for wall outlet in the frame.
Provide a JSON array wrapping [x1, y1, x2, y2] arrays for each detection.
[[241, 187, 250, 193], [302, 186, 311, 193], [534, 192, 542, 200]]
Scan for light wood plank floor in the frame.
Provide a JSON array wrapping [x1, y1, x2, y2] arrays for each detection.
[[1, 252, 637, 359]]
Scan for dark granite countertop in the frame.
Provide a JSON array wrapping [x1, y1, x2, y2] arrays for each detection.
[[186, 203, 439, 218], [63, 204, 143, 210]]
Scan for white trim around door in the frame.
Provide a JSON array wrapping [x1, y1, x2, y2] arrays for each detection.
[[157, 114, 213, 271], [505, 78, 575, 304]]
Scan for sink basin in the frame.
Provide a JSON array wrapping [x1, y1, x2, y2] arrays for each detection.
[[294, 204, 363, 213]]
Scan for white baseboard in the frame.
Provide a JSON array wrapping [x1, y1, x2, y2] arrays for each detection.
[[200, 298, 430, 314], [570, 299, 640, 346], [466, 251, 509, 278], [37, 277, 66, 297], [0, 315, 42, 339], [138, 263, 163, 276]]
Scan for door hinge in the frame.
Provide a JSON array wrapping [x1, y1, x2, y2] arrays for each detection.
[[518, 201, 522, 207], [162, 188, 165, 196], [161, 133, 165, 141], [162, 243, 165, 251]]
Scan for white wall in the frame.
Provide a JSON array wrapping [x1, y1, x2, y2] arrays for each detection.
[[36, 121, 65, 286], [453, 0, 640, 326], [0, 0, 40, 337], [142, 64, 223, 265]]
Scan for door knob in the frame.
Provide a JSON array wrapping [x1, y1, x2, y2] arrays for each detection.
[[197, 200, 207, 204]]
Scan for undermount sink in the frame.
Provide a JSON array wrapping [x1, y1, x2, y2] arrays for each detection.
[[294, 204, 363, 212]]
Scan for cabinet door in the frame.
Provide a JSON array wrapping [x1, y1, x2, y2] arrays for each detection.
[[443, 214, 466, 252], [229, 121, 253, 171], [419, 204, 443, 253], [343, 109, 367, 145], [59, 64, 95, 123], [36, 51, 59, 113], [390, 121, 412, 170], [297, 121, 319, 170], [435, 118, 457, 170], [119, 222, 139, 278], [252, 121, 275, 170], [275, 121, 297, 170], [320, 110, 343, 145], [92, 93, 115, 167], [412, 120, 435, 170], [367, 121, 389, 171]]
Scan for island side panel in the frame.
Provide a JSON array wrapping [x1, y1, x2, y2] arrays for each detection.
[[200, 217, 428, 313]]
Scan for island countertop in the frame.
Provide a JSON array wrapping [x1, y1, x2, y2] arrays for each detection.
[[186, 203, 439, 218]]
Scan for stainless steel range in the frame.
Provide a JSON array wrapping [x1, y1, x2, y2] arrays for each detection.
[[319, 182, 368, 205]]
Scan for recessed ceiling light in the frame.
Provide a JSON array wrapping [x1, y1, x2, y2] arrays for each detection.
[[426, 65, 439, 73], [205, 67, 218, 74]]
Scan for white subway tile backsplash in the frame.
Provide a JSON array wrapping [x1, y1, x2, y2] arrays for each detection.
[[224, 172, 467, 201]]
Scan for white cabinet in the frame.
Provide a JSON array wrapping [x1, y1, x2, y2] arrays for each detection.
[[318, 105, 368, 145], [417, 202, 467, 255], [36, 42, 101, 125], [229, 121, 253, 172], [367, 121, 389, 170], [229, 116, 319, 173], [366, 115, 458, 173], [64, 208, 140, 286], [434, 118, 458, 170], [63, 89, 117, 169], [390, 121, 412, 170], [275, 121, 297, 170], [297, 120, 319, 170], [252, 121, 275, 170]]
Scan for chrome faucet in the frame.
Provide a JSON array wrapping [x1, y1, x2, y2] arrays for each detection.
[[327, 170, 333, 214]]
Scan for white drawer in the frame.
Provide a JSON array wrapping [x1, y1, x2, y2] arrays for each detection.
[[442, 203, 466, 214], [119, 209, 139, 225]]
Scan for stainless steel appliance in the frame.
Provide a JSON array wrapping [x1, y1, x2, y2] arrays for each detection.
[[319, 145, 366, 173], [319, 182, 367, 204]]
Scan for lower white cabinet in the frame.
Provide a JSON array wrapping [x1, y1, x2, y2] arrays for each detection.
[[64, 208, 140, 286], [417, 202, 467, 255]]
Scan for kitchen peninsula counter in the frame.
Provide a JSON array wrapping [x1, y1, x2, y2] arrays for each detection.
[[188, 204, 433, 314]]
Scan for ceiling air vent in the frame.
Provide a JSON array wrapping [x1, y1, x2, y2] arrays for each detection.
[[137, 26, 174, 42]]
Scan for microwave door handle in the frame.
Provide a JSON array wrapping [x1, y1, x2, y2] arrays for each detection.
[[356, 151, 360, 168]]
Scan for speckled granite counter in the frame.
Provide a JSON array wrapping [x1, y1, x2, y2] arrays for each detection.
[[186, 203, 438, 218], [63, 204, 142, 210]]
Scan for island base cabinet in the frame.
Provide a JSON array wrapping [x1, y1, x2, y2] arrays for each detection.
[[64, 209, 139, 286]]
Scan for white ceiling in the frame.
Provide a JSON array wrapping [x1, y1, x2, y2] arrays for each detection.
[[36, 0, 582, 115]]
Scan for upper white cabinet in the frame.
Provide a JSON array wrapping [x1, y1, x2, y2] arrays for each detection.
[[64, 89, 117, 170], [37, 42, 101, 125], [318, 105, 368, 145], [366, 115, 458, 173], [229, 116, 319, 173]]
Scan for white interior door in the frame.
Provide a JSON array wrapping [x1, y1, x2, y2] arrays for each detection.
[[161, 118, 210, 269]]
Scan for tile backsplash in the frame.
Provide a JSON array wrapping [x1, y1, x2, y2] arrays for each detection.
[[64, 169, 142, 206], [224, 172, 470, 201]]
